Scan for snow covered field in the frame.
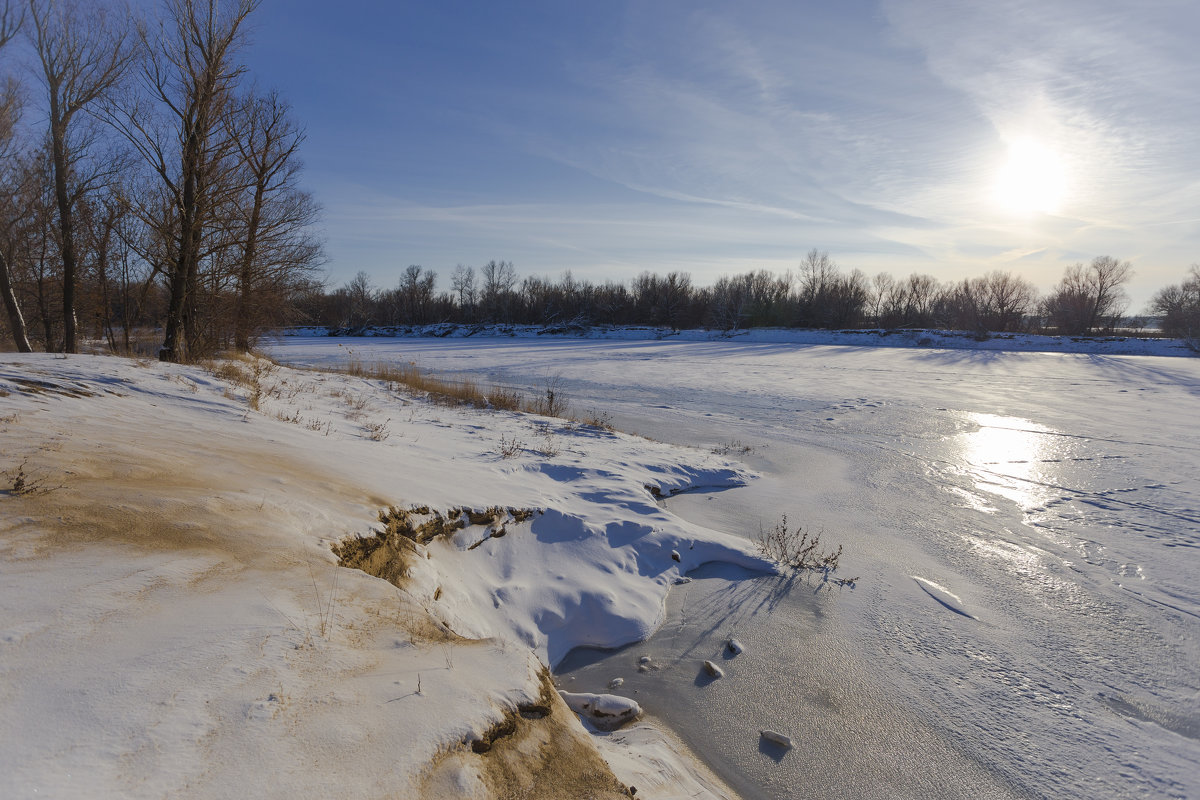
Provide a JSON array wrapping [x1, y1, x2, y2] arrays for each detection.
[[0, 352, 758, 799], [270, 335, 1200, 799]]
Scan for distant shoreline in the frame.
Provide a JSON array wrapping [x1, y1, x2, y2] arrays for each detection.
[[277, 324, 1196, 358]]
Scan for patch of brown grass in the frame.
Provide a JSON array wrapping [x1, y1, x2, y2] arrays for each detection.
[[333, 505, 538, 586], [200, 355, 282, 411], [340, 358, 527, 412]]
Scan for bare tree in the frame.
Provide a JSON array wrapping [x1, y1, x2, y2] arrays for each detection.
[[868, 271, 897, 327], [0, 0, 32, 350], [1151, 265, 1200, 348], [343, 270, 374, 327], [1042, 256, 1133, 334], [795, 248, 837, 325], [479, 259, 516, 321], [945, 271, 1036, 334], [225, 89, 321, 350], [980, 270, 1036, 332], [0, 1, 18, 49], [28, 0, 135, 352], [76, 184, 138, 351], [1085, 255, 1133, 332], [389, 264, 435, 324], [111, 0, 259, 361], [631, 270, 693, 330], [450, 263, 475, 314], [706, 273, 750, 331]]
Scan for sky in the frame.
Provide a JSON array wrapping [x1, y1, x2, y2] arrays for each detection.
[[238, 0, 1200, 310]]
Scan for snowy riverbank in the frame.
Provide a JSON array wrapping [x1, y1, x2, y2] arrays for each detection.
[[0, 352, 764, 798]]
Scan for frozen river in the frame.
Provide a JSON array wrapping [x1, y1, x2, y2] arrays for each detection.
[[271, 337, 1200, 799]]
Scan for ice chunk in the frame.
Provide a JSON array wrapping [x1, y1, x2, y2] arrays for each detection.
[[559, 690, 642, 731]]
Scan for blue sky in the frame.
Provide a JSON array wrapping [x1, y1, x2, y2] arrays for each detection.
[[240, 0, 1200, 308]]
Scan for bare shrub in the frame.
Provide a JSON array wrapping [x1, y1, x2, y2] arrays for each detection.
[[755, 514, 842, 572], [712, 440, 755, 456], [534, 429, 560, 457], [497, 435, 523, 458], [3, 459, 64, 496]]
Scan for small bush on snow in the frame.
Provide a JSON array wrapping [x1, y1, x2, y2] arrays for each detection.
[[755, 514, 842, 572]]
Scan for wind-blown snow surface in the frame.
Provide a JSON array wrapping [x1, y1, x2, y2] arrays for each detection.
[[0, 353, 763, 798], [271, 336, 1200, 800]]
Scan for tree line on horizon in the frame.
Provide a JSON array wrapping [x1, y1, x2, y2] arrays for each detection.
[[304, 253, 1200, 342], [0, 0, 322, 361]]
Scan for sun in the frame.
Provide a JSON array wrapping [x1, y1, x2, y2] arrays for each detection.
[[994, 138, 1067, 215]]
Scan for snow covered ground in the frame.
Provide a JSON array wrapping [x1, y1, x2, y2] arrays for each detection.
[[0, 352, 760, 798], [270, 335, 1200, 799]]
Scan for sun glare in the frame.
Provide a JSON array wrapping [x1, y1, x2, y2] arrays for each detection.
[[994, 138, 1067, 215]]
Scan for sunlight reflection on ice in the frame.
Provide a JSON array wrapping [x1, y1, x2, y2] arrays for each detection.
[[960, 531, 1046, 578], [960, 412, 1061, 511]]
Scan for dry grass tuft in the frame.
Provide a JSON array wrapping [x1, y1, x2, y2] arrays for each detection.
[[577, 407, 613, 430], [201, 355, 281, 411], [364, 418, 392, 441], [527, 376, 568, 418]]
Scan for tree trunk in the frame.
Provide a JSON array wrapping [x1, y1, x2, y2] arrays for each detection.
[[160, 253, 189, 361], [0, 249, 32, 352], [96, 217, 116, 352], [162, 118, 203, 362], [50, 116, 80, 353], [233, 183, 264, 352], [36, 271, 55, 350]]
